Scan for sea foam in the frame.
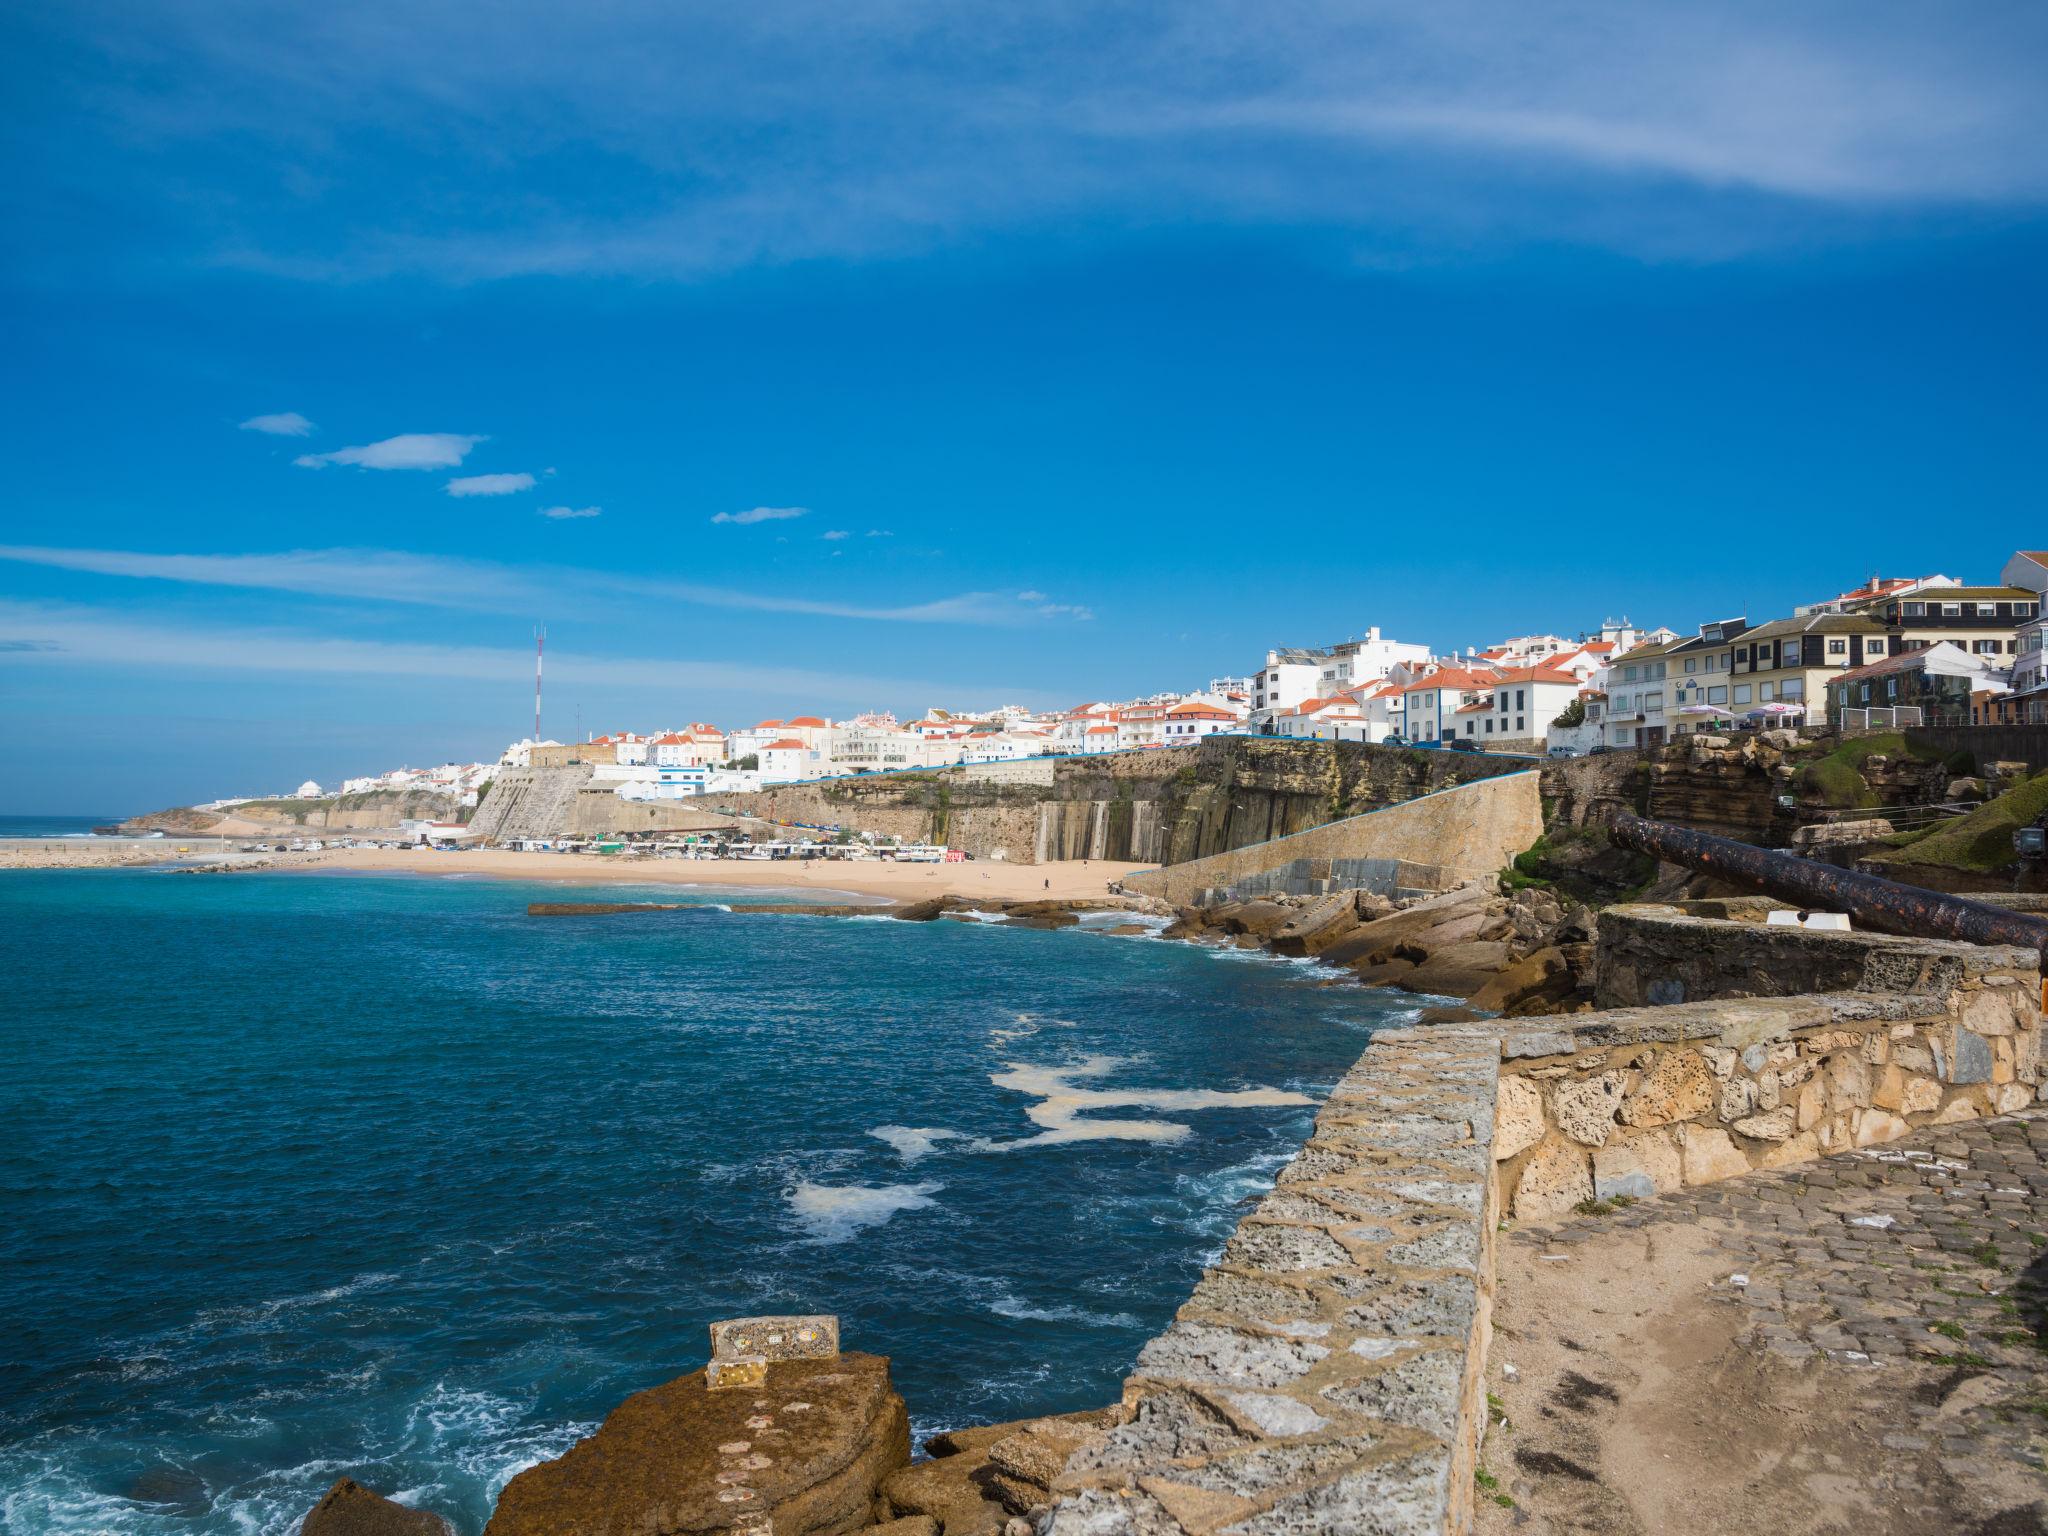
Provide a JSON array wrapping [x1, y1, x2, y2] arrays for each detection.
[[785, 1180, 944, 1243]]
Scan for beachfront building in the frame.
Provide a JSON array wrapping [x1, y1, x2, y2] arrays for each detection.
[[1251, 629, 1429, 721], [1459, 666, 1582, 749], [758, 738, 823, 783], [1399, 667, 1494, 745], [1271, 696, 1364, 740], [1851, 583, 2038, 662], [1601, 636, 1677, 748], [1824, 641, 2009, 731], [1660, 617, 1751, 735], [1729, 612, 1890, 725], [1161, 699, 1241, 745]]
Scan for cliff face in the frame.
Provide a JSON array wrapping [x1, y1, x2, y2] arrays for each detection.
[[125, 789, 464, 834], [710, 739, 1528, 864]]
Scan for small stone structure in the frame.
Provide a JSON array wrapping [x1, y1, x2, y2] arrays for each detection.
[[1494, 905, 2041, 1219], [1048, 1021, 1503, 1536]]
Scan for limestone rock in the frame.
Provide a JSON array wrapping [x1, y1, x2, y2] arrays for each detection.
[[1404, 940, 1513, 998], [485, 1353, 910, 1536], [1468, 948, 1572, 1014], [1949, 1028, 1994, 1085], [1494, 1076, 1545, 1162], [1853, 1108, 1909, 1147], [1511, 1135, 1592, 1220], [1620, 1050, 1715, 1129], [892, 898, 950, 922], [1552, 1071, 1627, 1147], [883, 1452, 1009, 1536], [871, 1519, 941, 1536], [1901, 1076, 1942, 1115], [1678, 1126, 1751, 1185], [1732, 1108, 1796, 1142], [1591, 1130, 1680, 1200], [301, 1480, 452, 1536]]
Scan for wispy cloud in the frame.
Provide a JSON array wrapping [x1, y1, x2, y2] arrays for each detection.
[[238, 411, 315, 437], [712, 506, 807, 526], [0, 543, 1098, 627], [866, 530, 893, 538], [820, 529, 850, 540], [0, 599, 1038, 705], [27, 1, 2044, 286], [539, 505, 602, 519], [295, 433, 484, 470], [446, 471, 536, 497]]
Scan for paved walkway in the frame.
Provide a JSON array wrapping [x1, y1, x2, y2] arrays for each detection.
[[1487, 1110, 2048, 1532]]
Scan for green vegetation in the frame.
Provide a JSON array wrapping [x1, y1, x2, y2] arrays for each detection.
[[1795, 731, 1945, 809], [1887, 766, 2048, 874], [1932, 1351, 1993, 1368], [730, 753, 759, 771], [1971, 1240, 2006, 1269], [1550, 696, 1586, 729], [1931, 1320, 1968, 1341]]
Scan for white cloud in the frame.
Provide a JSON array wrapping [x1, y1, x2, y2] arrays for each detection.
[[866, 529, 893, 537], [0, 599, 1037, 705], [446, 472, 537, 497], [540, 505, 602, 519], [1016, 589, 1048, 602], [295, 433, 484, 470], [820, 529, 850, 540], [238, 412, 315, 437], [0, 543, 1072, 626], [711, 506, 807, 526]]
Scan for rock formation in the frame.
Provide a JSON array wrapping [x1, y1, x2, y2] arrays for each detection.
[[300, 1479, 452, 1536], [485, 1352, 910, 1536]]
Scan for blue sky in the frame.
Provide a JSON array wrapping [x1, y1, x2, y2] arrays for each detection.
[[3, 1, 2046, 812]]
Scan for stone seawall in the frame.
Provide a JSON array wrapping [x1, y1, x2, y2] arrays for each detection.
[[1050, 1022, 1503, 1536], [1123, 773, 1542, 907]]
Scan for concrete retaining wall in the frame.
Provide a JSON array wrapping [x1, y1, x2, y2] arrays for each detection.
[[1050, 1022, 1503, 1536], [1123, 772, 1541, 907]]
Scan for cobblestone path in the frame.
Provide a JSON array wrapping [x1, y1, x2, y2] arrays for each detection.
[[1488, 1110, 2048, 1532]]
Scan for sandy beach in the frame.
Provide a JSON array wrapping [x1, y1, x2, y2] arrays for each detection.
[[0, 840, 1152, 903]]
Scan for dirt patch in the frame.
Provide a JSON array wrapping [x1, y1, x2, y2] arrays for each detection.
[[1475, 1216, 2047, 1535]]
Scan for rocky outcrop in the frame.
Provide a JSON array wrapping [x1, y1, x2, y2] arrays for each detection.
[[485, 1353, 910, 1536], [881, 1409, 1118, 1536], [300, 1480, 452, 1536]]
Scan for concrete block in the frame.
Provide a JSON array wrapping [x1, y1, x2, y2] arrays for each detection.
[[711, 1315, 840, 1363]]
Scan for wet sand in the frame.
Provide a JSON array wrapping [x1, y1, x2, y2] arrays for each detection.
[[1, 839, 1151, 903]]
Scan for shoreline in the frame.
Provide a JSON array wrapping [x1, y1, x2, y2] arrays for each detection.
[[0, 840, 1151, 905]]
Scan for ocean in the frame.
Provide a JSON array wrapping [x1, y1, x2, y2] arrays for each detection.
[[0, 817, 127, 839], [0, 868, 1417, 1535]]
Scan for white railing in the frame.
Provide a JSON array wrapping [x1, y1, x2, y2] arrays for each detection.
[[1839, 706, 1925, 733]]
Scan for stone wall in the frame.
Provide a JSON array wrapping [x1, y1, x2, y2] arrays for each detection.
[[1123, 772, 1542, 907], [1494, 933, 2042, 1220], [1593, 901, 2000, 1008], [1048, 1021, 1503, 1536], [1908, 723, 2048, 775]]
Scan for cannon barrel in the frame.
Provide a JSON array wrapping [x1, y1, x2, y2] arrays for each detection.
[[1609, 813, 2048, 961]]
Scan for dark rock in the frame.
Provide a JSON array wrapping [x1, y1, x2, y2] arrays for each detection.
[[301, 1479, 452, 1536], [485, 1353, 909, 1536], [891, 898, 951, 922]]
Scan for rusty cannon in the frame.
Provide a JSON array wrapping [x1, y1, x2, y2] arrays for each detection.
[[1609, 812, 2048, 960]]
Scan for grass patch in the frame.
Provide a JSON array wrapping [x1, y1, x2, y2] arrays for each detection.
[[1931, 1320, 1968, 1342], [1972, 1240, 2007, 1268], [1887, 766, 2048, 875], [1573, 1197, 1618, 1216], [1932, 1351, 1994, 1368], [1474, 1468, 1515, 1508]]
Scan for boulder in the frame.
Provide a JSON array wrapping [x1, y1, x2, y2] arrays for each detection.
[[1266, 894, 1362, 957], [484, 1353, 909, 1536], [301, 1480, 452, 1536], [881, 1454, 1008, 1536], [1403, 939, 1513, 998], [1510, 1135, 1592, 1220], [1467, 948, 1570, 1014], [1209, 901, 1294, 940], [892, 899, 951, 922], [1316, 884, 1493, 969]]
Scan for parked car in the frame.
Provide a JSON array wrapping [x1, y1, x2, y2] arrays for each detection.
[[1546, 745, 1580, 758], [1383, 733, 1410, 748], [1446, 738, 1482, 754]]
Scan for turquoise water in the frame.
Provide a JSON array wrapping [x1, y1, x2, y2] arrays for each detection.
[[0, 817, 127, 839], [0, 870, 1415, 1535]]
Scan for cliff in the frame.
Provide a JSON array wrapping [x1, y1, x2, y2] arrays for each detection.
[[704, 738, 1529, 865], [124, 789, 466, 835]]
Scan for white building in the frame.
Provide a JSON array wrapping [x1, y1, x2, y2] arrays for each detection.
[[1399, 667, 1496, 744], [2004, 550, 2048, 718], [759, 738, 823, 783], [1161, 698, 1243, 746]]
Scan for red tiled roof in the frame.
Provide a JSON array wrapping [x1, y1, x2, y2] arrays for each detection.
[[761, 738, 807, 750], [786, 716, 827, 728]]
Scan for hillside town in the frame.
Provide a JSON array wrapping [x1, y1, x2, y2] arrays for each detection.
[[245, 550, 2048, 813]]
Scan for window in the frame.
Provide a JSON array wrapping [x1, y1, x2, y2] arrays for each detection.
[[1653, 662, 1667, 679], [1760, 682, 1775, 700], [1903, 601, 1925, 617], [1943, 602, 1962, 617], [1517, 689, 1526, 709], [1828, 639, 1846, 655], [1867, 640, 1886, 657], [1974, 602, 1996, 616], [1685, 657, 1698, 673], [1645, 691, 1663, 712], [1976, 639, 2001, 654], [1780, 679, 1803, 700], [1624, 665, 1639, 681], [1705, 654, 1719, 671], [1708, 685, 1727, 705], [1733, 684, 1752, 705], [1516, 717, 1525, 731], [1484, 718, 1493, 733], [2021, 603, 2038, 618]]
